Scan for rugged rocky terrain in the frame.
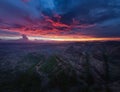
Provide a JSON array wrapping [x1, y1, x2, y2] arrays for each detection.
[[0, 42, 120, 92]]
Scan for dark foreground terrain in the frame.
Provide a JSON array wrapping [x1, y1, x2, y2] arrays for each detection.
[[0, 41, 120, 92]]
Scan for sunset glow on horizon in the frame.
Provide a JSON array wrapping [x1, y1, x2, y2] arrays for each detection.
[[0, 0, 120, 42], [0, 1, 120, 92], [0, 33, 120, 42], [28, 36, 120, 42]]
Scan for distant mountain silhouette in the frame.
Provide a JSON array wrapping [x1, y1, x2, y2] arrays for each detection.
[[18, 34, 29, 41], [21, 34, 29, 41], [0, 34, 30, 43]]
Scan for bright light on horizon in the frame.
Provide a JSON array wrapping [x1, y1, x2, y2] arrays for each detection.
[[0, 35, 120, 42], [28, 36, 120, 42]]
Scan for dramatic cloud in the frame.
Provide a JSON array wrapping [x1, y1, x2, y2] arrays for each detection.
[[0, 0, 120, 40]]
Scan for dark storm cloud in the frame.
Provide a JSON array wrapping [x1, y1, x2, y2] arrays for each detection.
[[53, 0, 120, 24], [0, 0, 120, 38]]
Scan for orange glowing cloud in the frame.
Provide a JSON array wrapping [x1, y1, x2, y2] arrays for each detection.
[[0, 0, 120, 42], [0, 13, 120, 42], [0, 14, 95, 37]]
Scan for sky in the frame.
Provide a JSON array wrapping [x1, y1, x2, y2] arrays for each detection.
[[0, 0, 120, 41]]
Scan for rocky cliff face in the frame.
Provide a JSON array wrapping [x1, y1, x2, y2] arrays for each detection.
[[0, 42, 120, 92]]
